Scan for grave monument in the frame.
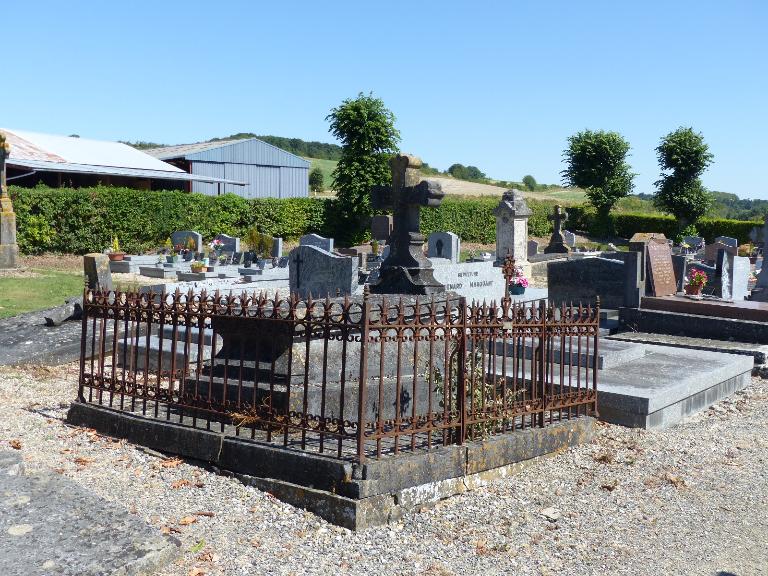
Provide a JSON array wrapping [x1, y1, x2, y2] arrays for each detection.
[[369, 155, 445, 295], [0, 134, 18, 269], [543, 205, 570, 254], [493, 189, 532, 272]]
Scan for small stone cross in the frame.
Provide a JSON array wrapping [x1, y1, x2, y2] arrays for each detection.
[[550, 205, 568, 238]]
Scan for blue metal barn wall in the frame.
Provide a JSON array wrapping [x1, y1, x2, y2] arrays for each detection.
[[186, 140, 310, 198], [190, 162, 224, 195]]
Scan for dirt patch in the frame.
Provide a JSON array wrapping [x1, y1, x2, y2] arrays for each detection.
[[0, 269, 42, 279], [19, 254, 83, 273]]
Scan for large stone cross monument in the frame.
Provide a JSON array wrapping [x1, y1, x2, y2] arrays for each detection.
[[0, 134, 18, 269], [369, 154, 446, 295]]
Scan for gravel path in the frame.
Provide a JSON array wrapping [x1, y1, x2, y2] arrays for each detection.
[[1, 364, 766, 576]]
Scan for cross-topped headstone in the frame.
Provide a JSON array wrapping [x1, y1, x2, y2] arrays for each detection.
[[0, 134, 19, 269], [544, 205, 570, 254], [369, 154, 446, 294]]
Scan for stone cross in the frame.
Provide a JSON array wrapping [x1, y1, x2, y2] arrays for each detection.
[[0, 134, 19, 269], [369, 154, 446, 294], [544, 205, 570, 254]]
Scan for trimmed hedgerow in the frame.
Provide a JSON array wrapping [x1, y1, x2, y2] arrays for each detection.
[[10, 186, 337, 255], [9, 185, 759, 254]]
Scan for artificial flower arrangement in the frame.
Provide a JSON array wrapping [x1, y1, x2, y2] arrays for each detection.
[[684, 267, 708, 296], [508, 265, 529, 295]]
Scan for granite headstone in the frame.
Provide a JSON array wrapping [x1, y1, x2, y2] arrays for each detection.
[[83, 253, 113, 291], [299, 233, 334, 253], [289, 245, 357, 298], [646, 241, 677, 296], [171, 230, 203, 253], [371, 215, 393, 242], [427, 231, 461, 264], [214, 233, 240, 252]]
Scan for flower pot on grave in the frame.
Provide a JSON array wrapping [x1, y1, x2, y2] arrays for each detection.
[[166, 255, 179, 264], [108, 252, 125, 262], [191, 265, 205, 273], [184, 252, 194, 262], [508, 285, 526, 296], [684, 284, 703, 296]]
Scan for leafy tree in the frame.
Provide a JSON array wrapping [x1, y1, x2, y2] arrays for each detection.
[[653, 127, 714, 227], [562, 129, 635, 231], [448, 163, 468, 179], [326, 93, 400, 241], [448, 163, 485, 181], [308, 167, 324, 194], [522, 175, 537, 191], [464, 166, 486, 180]]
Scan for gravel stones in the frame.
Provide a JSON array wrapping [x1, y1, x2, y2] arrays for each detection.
[[1, 363, 767, 575]]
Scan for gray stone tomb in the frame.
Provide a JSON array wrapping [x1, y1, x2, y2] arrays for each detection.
[[563, 230, 577, 248], [715, 236, 738, 249], [299, 233, 334, 253], [427, 231, 461, 264], [214, 233, 240, 253], [83, 253, 113, 291], [371, 215, 393, 242], [170, 230, 203, 253], [272, 237, 283, 258], [289, 245, 357, 298], [0, 135, 18, 269], [527, 239, 539, 258]]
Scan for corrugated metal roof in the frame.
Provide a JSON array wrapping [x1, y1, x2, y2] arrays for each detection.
[[145, 138, 311, 169], [144, 140, 243, 160], [1, 128, 245, 185], [2, 128, 186, 172], [8, 158, 246, 185]]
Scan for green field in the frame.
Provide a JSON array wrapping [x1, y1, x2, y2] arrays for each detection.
[[305, 157, 338, 193], [0, 270, 83, 319]]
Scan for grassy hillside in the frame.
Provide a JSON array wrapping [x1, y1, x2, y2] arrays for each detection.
[[305, 157, 338, 193]]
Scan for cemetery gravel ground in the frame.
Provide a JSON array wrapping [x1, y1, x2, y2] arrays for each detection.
[[1, 365, 766, 576]]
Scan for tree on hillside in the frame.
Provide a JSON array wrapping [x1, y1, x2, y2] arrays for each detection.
[[653, 127, 714, 229], [522, 175, 537, 191], [562, 129, 635, 232], [309, 168, 324, 194], [448, 163, 486, 181], [327, 93, 400, 241]]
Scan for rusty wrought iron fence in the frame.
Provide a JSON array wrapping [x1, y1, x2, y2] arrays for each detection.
[[77, 282, 599, 463]]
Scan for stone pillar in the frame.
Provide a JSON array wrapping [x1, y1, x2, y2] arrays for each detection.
[[0, 135, 19, 269], [493, 189, 532, 277]]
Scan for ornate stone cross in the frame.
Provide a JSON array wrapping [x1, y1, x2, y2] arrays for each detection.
[[0, 134, 18, 269], [369, 154, 446, 295], [544, 204, 570, 254]]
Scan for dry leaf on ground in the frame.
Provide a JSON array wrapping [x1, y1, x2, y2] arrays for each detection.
[[9, 439, 22, 450], [179, 516, 198, 526], [74, 456, 95, 466], [171, 479, 191, 489], [161, 457, 184, 468]]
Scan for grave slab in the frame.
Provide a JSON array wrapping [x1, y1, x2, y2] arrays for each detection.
[[0, 451, 179, 575]]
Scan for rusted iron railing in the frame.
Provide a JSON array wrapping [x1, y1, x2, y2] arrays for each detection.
[[78, 271, 599, 463]]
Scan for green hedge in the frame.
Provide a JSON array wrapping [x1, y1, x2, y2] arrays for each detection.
[[421, 196, 556, 242], [10, 186, 336, 254], [565, 208, 759, 244], [10, 185, 758, 255]]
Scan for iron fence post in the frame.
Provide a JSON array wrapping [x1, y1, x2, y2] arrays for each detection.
[[356, 289, 371, 462], [456, 297, 467, 444], [593, 296, 600, 418], [77, 285, 89, 402], [538, 298, 547, 427]]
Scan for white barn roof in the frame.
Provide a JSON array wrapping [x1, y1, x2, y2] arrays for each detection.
[[2, 129, 244, 185]]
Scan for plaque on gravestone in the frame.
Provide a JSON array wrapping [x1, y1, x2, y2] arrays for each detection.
[[646, 241, 677, 296]]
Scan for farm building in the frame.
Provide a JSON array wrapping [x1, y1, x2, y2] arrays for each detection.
[[145, 138, 310, 198], [1, 128, 243, 191]]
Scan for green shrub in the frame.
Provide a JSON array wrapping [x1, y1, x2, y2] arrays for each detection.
[[9, 185, 336, 255]]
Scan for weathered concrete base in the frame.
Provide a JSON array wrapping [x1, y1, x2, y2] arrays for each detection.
[[594, 344, 753, 429], [619, 306, 768, 344], [0, 451, 179, 575], [66, 402, 593, 529]]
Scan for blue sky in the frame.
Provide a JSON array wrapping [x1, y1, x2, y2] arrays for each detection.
[[4, 1, 766, 197]]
